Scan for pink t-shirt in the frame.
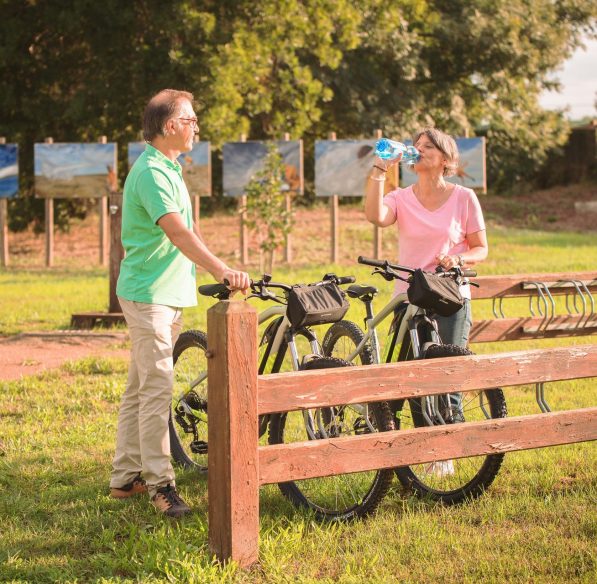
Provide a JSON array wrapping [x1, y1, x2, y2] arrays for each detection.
[[383, 184, 485, 298]]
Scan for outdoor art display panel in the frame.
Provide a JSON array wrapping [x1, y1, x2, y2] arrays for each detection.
[[34, 143, 117, 198], [128, 141, 212, 196], [0, 144, 18, 199], [222, 141, 303, 197], [315, 140, 396, 197], [400, 137, 487, 192]]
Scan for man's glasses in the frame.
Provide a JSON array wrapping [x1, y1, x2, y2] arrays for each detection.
[[177, 117, 199, 130]]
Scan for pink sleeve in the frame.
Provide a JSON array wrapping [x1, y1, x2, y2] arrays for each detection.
[[466, 190, 486, 234]]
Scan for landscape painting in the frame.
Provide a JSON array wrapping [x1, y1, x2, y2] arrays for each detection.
[[400, 137, 487, 192], [0, 143, 18, 198], [34, 143, 117, 198], [128, 141, 211, 196], [222, 141, 303, 197], [315, 140, 392, 197]]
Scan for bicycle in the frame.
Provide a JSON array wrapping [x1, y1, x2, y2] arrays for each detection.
[[322, 256, 507, 504], [169, 273, 395, 521]]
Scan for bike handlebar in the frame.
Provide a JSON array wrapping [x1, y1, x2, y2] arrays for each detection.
[[199, 273, 355, 301], [358, 256, 477, 280]]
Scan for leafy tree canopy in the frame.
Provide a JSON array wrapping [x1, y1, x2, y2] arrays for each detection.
[[1, 0, 595, 224]]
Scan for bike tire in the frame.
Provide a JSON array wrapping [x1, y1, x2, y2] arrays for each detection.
[[169, 329, 209, 470], [393, 343, 507, 504], [322, 320, 374, 365], [268, 356, 395, 521]]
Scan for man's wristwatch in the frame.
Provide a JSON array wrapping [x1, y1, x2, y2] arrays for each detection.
[[456, 255, 465, 267]]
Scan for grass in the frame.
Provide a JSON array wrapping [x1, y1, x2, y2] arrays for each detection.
[[1, 222, 597, 582]]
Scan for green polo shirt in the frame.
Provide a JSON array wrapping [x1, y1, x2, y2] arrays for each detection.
[[116, 144, 197, 307]]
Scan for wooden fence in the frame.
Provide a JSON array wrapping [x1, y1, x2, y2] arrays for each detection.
[[206, 297, 597, 568]]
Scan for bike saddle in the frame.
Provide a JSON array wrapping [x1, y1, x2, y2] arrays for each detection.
[[346, 284, 378, 299]]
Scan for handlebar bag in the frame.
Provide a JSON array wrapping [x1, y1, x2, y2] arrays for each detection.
[[287, 282, 349, 328], [407, 269, 464, 317]]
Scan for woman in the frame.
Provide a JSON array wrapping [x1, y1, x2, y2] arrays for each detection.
[[365, 126, 488, 350]]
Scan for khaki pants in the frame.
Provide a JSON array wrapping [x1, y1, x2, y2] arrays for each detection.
[[110, 298, 183, 497]]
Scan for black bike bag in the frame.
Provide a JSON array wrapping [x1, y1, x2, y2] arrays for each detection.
[[287, 282, 349, 328], [407, 269, 464, 317]]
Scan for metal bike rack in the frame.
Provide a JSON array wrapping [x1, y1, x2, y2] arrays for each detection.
[[524, 281, 556, 334]]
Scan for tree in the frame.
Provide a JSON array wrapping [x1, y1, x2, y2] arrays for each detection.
[[243, 144, 294, 273]]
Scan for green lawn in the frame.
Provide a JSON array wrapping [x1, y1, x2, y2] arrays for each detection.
[[1, 224, 596, 582]]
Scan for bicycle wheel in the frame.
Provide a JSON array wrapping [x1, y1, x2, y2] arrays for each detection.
[[322, 320, 374, 365], [393, 343, 507, 504], [268, 356, 394, 521], [169, 330, 209, 470]]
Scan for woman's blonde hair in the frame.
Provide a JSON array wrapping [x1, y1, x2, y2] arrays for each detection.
[[413, 127, 459, 177]]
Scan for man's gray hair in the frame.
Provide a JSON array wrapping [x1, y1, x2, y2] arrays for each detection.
[[143, 89, 194, 142]]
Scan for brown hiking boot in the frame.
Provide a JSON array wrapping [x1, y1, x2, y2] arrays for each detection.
[[151, 485, 192, 518], [110, 474, 147, 499]]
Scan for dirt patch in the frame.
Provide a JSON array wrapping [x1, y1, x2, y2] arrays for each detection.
[[0, 332, 129, 382]]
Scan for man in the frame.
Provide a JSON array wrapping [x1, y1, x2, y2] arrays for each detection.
[[109, 89, 249, 518]]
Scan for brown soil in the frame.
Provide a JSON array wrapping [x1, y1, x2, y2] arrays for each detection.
[[1, 182, 595, 381], [0, 332, 130, 381]]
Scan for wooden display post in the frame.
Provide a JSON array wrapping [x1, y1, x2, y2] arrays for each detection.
[[373, 129, 383, 259], [98, 136, 109, 267], [44, 137, 54, 267], [329, 132, 339, 263], [283, 132, 293, 264], [239, 134, 249, 265], [0, 137, 8, 267]]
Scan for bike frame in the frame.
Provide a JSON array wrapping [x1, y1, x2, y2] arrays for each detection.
[[344, 292, 441, 364]]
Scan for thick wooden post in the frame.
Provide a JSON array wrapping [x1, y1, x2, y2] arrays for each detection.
[[44, 137, 54, 267], [329, 132, 339, 263], [208, 301, 259, 568], [239, 134, 249, 265], [373, 128, 383, 259], [108, 193, 124, 313], [98, 136, 109, 267]]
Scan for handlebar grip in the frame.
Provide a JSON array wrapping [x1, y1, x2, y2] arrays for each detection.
[[358, 256, 385, 268], [337, 276, 356, 285], [462, 269, 477, 278]]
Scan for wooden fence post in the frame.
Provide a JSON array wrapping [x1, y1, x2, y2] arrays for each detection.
[[208, 301, 259, 568], [328, 132, 339, 263], [108, 192, 124, 313]]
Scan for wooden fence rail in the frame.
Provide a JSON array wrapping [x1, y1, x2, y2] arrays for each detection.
[[206, 301, 597, 568]]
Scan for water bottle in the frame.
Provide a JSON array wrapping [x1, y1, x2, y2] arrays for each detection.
[[375, 138, 420, 163]]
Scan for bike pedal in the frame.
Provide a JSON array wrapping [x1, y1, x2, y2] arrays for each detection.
[[190, 440, 208, 454]]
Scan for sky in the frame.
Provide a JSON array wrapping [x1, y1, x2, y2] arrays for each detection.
[[539, 37, 597, 120]]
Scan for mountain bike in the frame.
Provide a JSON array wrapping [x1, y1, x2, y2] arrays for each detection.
[[169, 273, 395, 520], [322, 256, 507, 504]]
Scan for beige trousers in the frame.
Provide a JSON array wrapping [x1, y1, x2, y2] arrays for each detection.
[[110, 298, 183, 497]]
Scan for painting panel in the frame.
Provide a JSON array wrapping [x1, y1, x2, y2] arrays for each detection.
[[222, 141, 303, 197], [128, 141, 212, 196], [0, 144, 18, 199], [400, 137, 487, 192], [34, 143, 117, 198], [315, 140, 385, 197]]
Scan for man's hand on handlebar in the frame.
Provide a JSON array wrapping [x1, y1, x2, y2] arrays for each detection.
[[220, 268, 250, 295]]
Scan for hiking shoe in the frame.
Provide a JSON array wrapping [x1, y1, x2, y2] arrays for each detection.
[[151, 485, 192, 518], [110, 474, 147, 499]]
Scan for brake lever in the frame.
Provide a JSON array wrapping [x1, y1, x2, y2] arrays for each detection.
[[372, 268, 395, 282]]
